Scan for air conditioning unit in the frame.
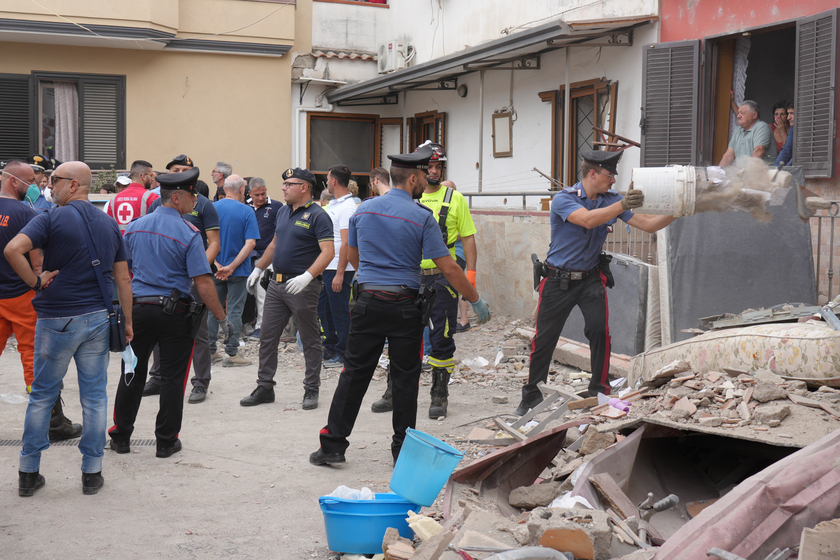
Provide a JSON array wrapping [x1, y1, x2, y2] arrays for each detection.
[[377, 40, 407, 74]]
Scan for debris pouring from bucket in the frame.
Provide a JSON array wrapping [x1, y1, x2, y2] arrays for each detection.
[[631, 157, 793, 221]]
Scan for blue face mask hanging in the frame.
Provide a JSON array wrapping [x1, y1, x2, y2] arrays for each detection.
[[24, 184, 40, 204]]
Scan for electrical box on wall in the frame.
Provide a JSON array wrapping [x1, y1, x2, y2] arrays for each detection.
[[377, 40, 407, 74]]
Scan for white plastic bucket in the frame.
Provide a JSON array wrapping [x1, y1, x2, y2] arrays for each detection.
[[631, 165, 697, 217]]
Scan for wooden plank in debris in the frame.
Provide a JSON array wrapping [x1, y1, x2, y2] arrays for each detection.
[[494, 417, 526, 441], [606, 508, 649, 549], [568, 397, 600, 410], [527, 403, 570, 435], [588, 473, 639, 520], [469, 437, 518, 446], [539, 382, 585, 401], [510, 388, 562, 429], [799, 518, 840, 560]]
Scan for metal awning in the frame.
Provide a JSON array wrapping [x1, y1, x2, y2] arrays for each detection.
[[327, 16, 655, 106]]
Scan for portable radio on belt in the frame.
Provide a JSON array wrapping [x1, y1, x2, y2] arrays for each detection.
[[163, 288, 182, 315]]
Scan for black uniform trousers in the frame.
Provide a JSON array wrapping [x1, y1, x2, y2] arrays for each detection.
[[110, 303, 195, 446], [320, 290, 424, 461], [523, 272, 611, 403], [421, 273, 458, 368]]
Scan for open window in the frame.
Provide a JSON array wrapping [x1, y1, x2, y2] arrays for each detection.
[[0, 71, 125, 169], [539, 79, 618, 188], [641, 8, 838, 178], [410, 110, 446, 152]]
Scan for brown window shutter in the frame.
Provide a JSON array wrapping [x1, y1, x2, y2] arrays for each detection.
[[641, 40, 701, 167], [795, 8, 838, 178], [79, 77, 126, 170]]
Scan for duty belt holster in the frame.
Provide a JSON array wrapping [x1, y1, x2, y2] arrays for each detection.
[[599, 253, 615, 289], [531, 253, 546, 292], [163, 288, 182, 315], [260, 268, 272, 290], [186, 301, 208, 339], [416, 284, 437, 329]]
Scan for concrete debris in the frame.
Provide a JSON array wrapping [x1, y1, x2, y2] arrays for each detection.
[[579, 430, 616, 456], [509, 481, 561, 509], [493, 395, 510, 404], [753, 381, 788, 403], [528, 508, 612, 560], [651, 360, 692, 380], [754, 404, 791, 424]]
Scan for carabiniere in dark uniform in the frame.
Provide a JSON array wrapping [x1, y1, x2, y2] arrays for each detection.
[[108, 168, 230, 459], [518, 150, 676, 415], [311, 145, 492, 467]]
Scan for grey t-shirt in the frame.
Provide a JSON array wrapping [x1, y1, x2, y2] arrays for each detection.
[[729, 120, 777, 163]]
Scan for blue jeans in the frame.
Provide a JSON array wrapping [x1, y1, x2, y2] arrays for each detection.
[[20, 310, 110, 474], [209, 276, 248, 356], [320, 270, 354, 358]]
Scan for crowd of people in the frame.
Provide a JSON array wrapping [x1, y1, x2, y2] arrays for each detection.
[[721, 95, 795, 167], [0, 142, 494, 496]]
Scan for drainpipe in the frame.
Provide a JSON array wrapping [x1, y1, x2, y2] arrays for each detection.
[[295, 92, 334, 168], [563, 47, 571, 186], [402, 91, 408, 151], [478, 69, 485, 192]]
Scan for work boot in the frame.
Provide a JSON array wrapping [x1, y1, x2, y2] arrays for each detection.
[[429, 367, 450, 419], [49, 393, 82, 442], [211, 351, 224, 364], [302, 388, 319, 410], [188, 386, 207, 404], [19, 471, 45, 497], [370, 367, 393, 413], [223, 353, 252, 367], [82, 472, 104, 495]]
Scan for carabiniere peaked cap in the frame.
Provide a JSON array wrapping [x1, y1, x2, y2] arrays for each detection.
[[157, 166, 199, 192], [388, 144, 434, 170], [581, 150, 622, 176]]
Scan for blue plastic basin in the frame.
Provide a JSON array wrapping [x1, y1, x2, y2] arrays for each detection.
[[318, 492, 420, 554]]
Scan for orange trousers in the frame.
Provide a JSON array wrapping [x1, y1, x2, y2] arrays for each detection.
[[0, 290, 37, 389]]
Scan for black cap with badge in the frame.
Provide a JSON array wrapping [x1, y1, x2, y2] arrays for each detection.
[[388, 144, 434, 170], [157, 167, 199, 193], [581, 150, 622, 176], [165, 154, 194, 170], [27, 154, 52, 172], [282, 167, 316, 187]]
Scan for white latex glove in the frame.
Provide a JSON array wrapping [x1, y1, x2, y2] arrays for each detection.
[[285, 271, 313, 295], [247, 266, 264, 295]]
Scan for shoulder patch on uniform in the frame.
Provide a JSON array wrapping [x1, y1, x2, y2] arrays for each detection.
[[184, 219, 200, 233]]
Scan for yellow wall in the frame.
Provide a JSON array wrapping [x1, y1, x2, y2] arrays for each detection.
[[3, 41, 293, 199], [0, 0, 179, 31]]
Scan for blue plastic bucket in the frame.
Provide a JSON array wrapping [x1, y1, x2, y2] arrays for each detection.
[[390, 428, 464, 507], [318, 492, 420, 554]]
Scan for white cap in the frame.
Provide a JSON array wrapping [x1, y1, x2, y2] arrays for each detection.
[[115, 176, 131, 186]]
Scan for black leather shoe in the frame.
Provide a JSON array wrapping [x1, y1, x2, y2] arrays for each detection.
[[109, 439, 130, 454], [49, 416, 82, 442], [19, 471, 45, 497], [309, 448, 346, 466], [82, 472, 104, 495], [142, 380, 161, 397], [156, 439, 182, 458], [240, 386, 275, 407]]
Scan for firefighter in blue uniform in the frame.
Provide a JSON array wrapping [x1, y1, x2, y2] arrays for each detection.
[[516, 150, 676, 415], [108, 168, 230, 458], [310, 145, 492, 467]]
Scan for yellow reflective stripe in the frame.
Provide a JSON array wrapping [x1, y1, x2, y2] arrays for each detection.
[[427, 356, 454, 369]]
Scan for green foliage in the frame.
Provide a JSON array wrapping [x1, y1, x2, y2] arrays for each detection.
[[91, 166, 119, 193]]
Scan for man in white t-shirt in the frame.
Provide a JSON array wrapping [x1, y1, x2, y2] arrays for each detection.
[[320, 164, 357, 369]]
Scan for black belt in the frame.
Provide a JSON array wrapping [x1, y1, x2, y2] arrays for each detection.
[[357, 283, 418, 297], [273, 272, 323, 283], [545, 265, 600, 281], [133, 296, 191, 313]]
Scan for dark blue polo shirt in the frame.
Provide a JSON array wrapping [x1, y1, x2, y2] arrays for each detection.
[[21, 200, 128, 318], [0, 198, 38, 299], [151, 193, 219, 247], [546, 183, 633, 271], [253, 199, 280, 257], [350, 188, 450, 289], [271, 199, 333, 276]]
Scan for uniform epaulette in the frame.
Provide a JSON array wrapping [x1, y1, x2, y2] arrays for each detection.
[[184, 219, 200, 233], [416, 202, 434, 213]]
